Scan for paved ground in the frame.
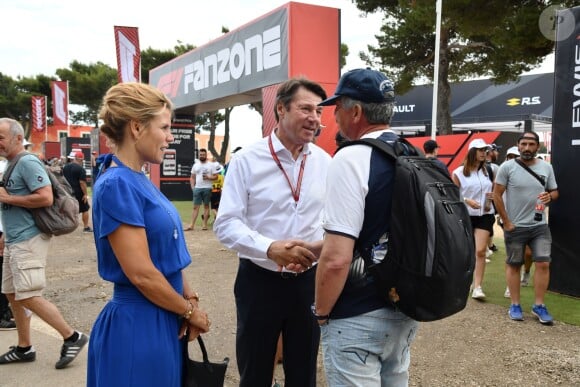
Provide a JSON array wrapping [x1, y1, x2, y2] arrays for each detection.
[[0, 224, 579, 386]]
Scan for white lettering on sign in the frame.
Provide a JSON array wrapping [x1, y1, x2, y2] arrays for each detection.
[[183, 25, 281, 93], [393, 104, 415, 113], [521, 96, 541, 105], [572, 45, 580, 128], [34, 98, 44, 129]]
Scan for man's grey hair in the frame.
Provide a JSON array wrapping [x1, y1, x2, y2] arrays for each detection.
[[341, 97, 395, 125], [0, 118, 25, 138]]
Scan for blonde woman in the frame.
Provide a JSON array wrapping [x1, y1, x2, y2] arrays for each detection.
[[88, 83, 210, 386]]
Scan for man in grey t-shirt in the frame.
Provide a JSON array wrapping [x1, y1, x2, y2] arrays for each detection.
[[493, 131, 558, 325]]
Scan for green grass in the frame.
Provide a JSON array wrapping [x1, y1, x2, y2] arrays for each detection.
[[173, 201, 580, 326], [482, 241, 580, 326]]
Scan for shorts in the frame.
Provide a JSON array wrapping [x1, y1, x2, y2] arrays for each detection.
[[210, 190, 221, 210], [504, 224, 552, 266], [193, 188, 211, 206], [469, 214, 495, 233], [2, 233, 52, 300], [75, 192, 91, 213]]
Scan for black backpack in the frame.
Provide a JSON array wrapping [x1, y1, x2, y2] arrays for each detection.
[[342, 137, 475, 322]]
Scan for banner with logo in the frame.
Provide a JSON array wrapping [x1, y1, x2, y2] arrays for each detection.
[[31, 95, 47, 132], [389, 73, 554, 127], [549, 6, 580, 297], [114, 26, 140, 83], [51, 81, 68, 126], [150, 8, 288, 110]]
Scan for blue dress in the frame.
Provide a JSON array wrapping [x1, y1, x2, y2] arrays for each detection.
[[87, 158, 191, 387]]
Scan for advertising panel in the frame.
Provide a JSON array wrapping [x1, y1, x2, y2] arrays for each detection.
[[160, 117, 196, 200], [548, 6, 580, 296]]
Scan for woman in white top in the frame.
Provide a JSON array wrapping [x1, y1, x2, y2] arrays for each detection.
[[452, 138, 495, 300]]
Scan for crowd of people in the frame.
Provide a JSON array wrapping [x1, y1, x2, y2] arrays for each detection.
[[0, 68, 560, 386]]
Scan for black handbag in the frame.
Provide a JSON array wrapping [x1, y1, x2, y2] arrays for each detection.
[[182, 332, 229, 387]]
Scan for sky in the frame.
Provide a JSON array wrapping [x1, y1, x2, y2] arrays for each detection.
[[1, 0, 554, 149], [1, 0, 387, 148]]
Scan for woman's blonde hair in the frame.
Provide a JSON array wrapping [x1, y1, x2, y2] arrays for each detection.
[[98, 82, 173, 145]]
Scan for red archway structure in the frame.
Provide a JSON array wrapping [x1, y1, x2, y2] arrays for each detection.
[[149, 2, 340, 198]]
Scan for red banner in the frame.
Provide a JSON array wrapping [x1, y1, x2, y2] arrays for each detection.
[[31, 96, 47, 132], [114, 26, 140, 83], [51, 81, 68, 126]]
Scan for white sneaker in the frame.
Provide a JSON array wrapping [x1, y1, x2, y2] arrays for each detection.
[[521, 272, 530, 287], [486, 249, 493, 258], [504, 287, 511, 298], [472, 287, 486, 300]]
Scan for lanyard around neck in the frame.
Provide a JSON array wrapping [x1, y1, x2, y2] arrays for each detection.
[[268, 134, 307, 203]]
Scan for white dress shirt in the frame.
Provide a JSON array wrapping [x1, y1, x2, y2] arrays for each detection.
[[214, 132, 331, 272]]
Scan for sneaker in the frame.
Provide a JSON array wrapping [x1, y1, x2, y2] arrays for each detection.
[[472, 287, 486, 300], [485, 249, 493, 258], [531, 304, 554, 325], [504, 287, 511, 298], [0, 319, 16, 330], [508, 304, 524, 321], [0, 346, 36, 364], [55, 332, 89, 369], [521, 272, 530, 287], [489, 244, 498, 252], [83, 227, 92, 233]]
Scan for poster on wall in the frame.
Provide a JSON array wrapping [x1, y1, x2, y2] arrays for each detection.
[[160, 116, 196, 200]]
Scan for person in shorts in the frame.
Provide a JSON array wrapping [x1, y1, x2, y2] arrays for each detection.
[[0, 118, 88, 369], [186, 149, 218, 231], [494, 131, 559, 324]]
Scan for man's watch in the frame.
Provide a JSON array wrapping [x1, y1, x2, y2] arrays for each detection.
[[311, 303, 330, 321]]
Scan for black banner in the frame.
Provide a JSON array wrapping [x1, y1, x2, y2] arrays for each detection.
[[160, 116, 196, 201], [391, 73, 554, 126], [549, 6, 580, 297]]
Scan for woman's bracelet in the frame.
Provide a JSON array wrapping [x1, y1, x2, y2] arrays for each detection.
[[184, 292, 200, 302]]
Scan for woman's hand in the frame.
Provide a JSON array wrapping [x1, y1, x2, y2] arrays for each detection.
[[464, 198, 481, 209], [188, 306, 211, 333]]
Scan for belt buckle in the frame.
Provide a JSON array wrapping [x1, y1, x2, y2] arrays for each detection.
[[280, 271, 298, 279]]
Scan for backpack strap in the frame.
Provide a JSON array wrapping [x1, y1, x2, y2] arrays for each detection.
[[338, 134, 420, 263], [2, 152, 30, 187], [485, 162, 494, 182], [339, 136, 421, 160]]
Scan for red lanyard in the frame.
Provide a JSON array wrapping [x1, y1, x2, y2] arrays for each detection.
[[268, 135, 307, 202]]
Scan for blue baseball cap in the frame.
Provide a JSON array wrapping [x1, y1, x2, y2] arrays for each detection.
[[318, 68, 395, 106]]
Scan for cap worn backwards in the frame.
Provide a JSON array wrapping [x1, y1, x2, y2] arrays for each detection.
[[319, 68, 395, 106]]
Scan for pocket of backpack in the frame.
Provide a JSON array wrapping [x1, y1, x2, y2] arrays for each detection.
[[15, 260, 47, 292]]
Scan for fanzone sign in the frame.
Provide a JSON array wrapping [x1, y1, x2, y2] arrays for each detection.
[[150, 8, 288, 110]]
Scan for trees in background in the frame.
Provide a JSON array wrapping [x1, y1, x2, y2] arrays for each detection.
[[354, 0, 575, 134]]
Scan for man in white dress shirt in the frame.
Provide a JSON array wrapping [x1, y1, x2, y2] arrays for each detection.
[[214, 78, 331, 387]]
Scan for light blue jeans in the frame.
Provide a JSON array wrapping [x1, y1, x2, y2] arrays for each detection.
[[320, 307, 418, 387]]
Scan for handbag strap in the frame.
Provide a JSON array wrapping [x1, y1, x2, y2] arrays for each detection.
[[196, 336, 210, 364], [514, 158, 546, 188], [182, 328, 210, 364]]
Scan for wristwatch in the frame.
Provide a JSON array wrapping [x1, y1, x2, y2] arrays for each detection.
[[310, 303, 330, 321]]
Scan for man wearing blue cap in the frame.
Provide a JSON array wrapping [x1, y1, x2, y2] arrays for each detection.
[[314, 69, 418, 386]]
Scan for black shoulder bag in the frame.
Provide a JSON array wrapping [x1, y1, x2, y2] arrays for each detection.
[[514, 158, 546, 188]]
